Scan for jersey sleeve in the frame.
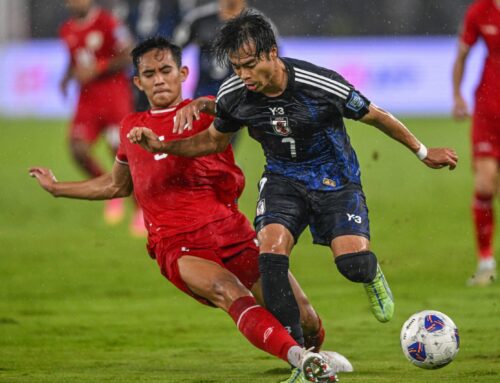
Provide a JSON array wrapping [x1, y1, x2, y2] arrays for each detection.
[[214, 94, 244, 133], [115, 121, 128, 165], [320, 68, 371, 120], [460, 4, 480, 46]]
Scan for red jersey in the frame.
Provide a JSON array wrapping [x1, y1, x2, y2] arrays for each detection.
[[59, 7, 131, 101], [116, 99, 245, 247], [460, 0, 500, 116]]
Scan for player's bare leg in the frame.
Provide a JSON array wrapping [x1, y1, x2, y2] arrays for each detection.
[[331, 235, 394, 322], [177, 256, 337, 382], [469, 157, 498, 286], [257, 224, 305, 345]]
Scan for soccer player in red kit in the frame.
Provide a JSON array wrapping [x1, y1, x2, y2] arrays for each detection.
[[30, 37, 352, 383], [452, 0, 500, 286], [59, 0, 144, 235]]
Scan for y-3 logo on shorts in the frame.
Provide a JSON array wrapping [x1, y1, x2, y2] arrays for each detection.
[[347, 213, 362, 224]]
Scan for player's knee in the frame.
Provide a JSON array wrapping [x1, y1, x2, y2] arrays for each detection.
[[209, 276, 249, 309], [335, 251, 378, 283]]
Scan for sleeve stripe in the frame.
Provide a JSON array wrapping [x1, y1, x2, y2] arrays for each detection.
[[295, 78, 348, 100], [217, 76, 242, 94], [115, 156, 129, 165], [295, 72, 349, 97], [294, 67, 351, 92], [216, 82, 246, 103]]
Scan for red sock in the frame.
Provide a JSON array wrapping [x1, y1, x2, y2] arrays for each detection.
[[473, 193, 494, 259], [228, 296, 298, 362], [304, 316, 326, 353]]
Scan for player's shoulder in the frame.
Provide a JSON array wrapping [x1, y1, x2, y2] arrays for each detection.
[[285, 57, 352, 98], [467, 0, 490, 17], [120, 111, 147, 130], [285, 57, 341, 79], [216, 75, 246, 105]]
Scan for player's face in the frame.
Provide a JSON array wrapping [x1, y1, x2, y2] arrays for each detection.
[[65, 0, 93, 17], [229, 42, 279, 93], [133, 48, 188, 109]]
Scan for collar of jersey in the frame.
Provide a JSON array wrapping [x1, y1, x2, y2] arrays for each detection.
[[149, 99, 191, 117]]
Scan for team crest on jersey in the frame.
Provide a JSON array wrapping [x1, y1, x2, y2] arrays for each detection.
[[346, 91, 365, 112], [271, 117, 291, 136], [322, 178, 337, 188]]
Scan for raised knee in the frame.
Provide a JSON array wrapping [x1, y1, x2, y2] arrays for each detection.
[[335, 251, 378, 283]]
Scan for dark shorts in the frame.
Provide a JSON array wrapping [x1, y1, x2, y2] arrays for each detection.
[[254, 173, 370, 246], [152, 213, 260, 307]]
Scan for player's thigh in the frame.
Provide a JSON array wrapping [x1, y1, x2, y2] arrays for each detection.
[[177, 255, 251, 311], [70, 101, 101, 145], [254, 173, 309, 250], [309, 183, 370, 248], [331, 235, 370, 257]]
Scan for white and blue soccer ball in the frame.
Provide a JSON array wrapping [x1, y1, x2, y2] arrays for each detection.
[[400, 310, 460, 369]]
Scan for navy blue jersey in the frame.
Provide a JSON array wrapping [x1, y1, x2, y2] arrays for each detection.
[[214, 57, 371, 191], [173, 4, 279, 98]]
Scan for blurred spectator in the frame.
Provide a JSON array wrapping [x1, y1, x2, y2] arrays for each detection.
[[452, 0, 499, 286], [59, 0, 145, 236]]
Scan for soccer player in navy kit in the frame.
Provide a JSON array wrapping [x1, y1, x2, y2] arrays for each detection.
[[127, 12, 459, 348]]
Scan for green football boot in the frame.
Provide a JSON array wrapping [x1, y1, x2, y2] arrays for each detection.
[[280, 368, 305, 383], [363, 264, 394, 322]]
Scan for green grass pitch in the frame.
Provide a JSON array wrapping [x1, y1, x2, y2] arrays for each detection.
[[0, 117, 499, 382]]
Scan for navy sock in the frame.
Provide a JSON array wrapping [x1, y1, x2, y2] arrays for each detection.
[[259, 253, 304, 346]]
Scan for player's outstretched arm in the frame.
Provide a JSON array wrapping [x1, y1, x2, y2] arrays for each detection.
[[452, 42, 471, 120], [361, 104, 458, 170], [128, 124, 232, 157], [173, 97, 217, 134], [29, 162, 133, 200]]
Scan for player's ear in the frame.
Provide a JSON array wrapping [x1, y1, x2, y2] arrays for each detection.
[[270, 45, 278, 60], [133, 76, 144, 91], [180, 66, 189, 83]]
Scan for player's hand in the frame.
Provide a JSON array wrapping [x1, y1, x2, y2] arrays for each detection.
[[452, 96, 469, 121], [173, 100, 201, 135], [173, 97, 216, 134], [422, 148, 458, 170], [127, 127, 164, 153], [29, 167, 58, 195]]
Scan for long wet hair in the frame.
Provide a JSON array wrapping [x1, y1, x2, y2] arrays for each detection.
[[212, 10, 277, 67]]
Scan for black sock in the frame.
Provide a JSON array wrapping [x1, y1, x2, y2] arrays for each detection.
[[259, 253, 304, 346]]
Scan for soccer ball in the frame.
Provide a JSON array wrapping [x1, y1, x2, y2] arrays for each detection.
[[400, 310, 460, 369]]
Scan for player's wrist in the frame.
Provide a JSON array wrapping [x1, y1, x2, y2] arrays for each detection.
[[415, 143, 428, 161]]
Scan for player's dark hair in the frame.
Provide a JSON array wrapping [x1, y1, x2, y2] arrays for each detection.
[[213, 10, 277, 67], [131, 36, 182, 73]]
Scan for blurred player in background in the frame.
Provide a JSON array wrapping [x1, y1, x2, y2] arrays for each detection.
[[59, 0, 145, 236], [173, 0, 248, 98], [30, 37, 353, 383], [172, 0, 277, 149], [452, 0, 499, 286], [128, 12, 458, 347]]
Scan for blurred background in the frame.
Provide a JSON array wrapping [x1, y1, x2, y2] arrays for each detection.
[[0, 0, 485, 118]]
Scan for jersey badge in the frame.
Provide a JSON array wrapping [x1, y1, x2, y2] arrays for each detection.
[[346, 91, 365, 112], [271, 117, 291, 136], [322, 178, 337, 188]]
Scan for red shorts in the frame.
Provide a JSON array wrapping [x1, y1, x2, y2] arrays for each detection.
[[151, 213, 260, 306], [71, 82, 133, 144], [472, 110, 500, 159]]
